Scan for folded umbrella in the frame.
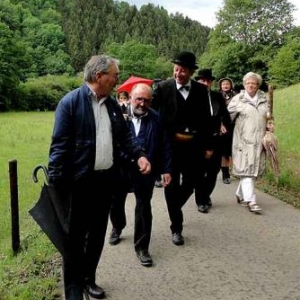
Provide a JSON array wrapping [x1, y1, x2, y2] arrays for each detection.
[[29, 165, 71, 259]]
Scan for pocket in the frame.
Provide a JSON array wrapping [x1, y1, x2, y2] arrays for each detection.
[[73, 139, 94, 165], [234, 147, 247, 173]]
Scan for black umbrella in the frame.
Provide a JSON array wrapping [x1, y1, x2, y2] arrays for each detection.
[[29, 165, 71, 259]]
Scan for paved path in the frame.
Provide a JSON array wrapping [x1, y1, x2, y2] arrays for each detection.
[[92, 176, 300, 300]]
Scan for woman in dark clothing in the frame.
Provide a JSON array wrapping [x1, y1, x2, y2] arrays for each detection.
[[218, 77, 237, 184], [117, 91, 129, 114]]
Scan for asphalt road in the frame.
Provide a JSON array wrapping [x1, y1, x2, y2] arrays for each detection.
[[83, 176, 300, 300]]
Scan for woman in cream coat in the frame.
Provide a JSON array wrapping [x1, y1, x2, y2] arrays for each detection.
[[227, 72, 270, 212]]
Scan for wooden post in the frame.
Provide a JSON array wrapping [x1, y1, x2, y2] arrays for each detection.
[[9, 160, 20, 254], [268, 84, 274, 119]]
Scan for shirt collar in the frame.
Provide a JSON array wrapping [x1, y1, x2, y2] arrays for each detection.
[[176, 80, 191, 90], [86, 83, 107, 102]]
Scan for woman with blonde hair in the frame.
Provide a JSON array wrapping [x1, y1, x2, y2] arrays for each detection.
[[227, 72, 271, 213]]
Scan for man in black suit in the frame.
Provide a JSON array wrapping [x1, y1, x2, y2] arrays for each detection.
[[194, 69, 231, 213], [152, 51, 213, 245]]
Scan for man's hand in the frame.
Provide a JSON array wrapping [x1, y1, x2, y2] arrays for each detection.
[[220, 123, 227, 135], [204, 150, 214, 159], [162, 173, 171, 186], [137, 157, 151, 174]]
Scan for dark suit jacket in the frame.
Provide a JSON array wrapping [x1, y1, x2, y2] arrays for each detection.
[[152, 78, 214, 151], [209, 90, 231, 148]]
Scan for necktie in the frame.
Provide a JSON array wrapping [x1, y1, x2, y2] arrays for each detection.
[[180, 86, 190, 91]]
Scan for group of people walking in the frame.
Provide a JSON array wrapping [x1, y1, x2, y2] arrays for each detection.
[[46, 52, 272, 300]]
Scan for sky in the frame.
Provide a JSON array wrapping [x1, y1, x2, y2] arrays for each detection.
[[124, 0, 300, 28]]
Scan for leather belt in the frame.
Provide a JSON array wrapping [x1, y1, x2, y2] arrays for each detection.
[[94, 167, 113, 174], [174, 132, 194, 142]]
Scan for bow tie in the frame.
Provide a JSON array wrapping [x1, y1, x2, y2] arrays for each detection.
[[180, 86, 190, 91]]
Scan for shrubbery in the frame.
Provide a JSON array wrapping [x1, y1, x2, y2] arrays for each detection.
[[13, 74, 83, 111]]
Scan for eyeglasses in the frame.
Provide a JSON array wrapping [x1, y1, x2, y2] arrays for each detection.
[[134, 97, 151, 103], [101, 71, 119, 79]]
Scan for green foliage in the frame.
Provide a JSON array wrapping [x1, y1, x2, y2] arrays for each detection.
[[263, 83, 300, 196], [0, 1, 31, 110], [201, 0, 298, 86], [216, 0, 294, 46], [14, 75, 82, 111], [105, 40, 172, 82], [1, 0, 300, 111], [61, 0, 117, 72], [60, 0, 210, 72], [269, 33, 300, 87], [0, 0, 73, 108]]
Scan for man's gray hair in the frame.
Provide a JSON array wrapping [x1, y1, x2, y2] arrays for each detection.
[[83, 54, 119, 82]]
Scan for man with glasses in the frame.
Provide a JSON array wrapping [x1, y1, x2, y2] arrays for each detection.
[[109, 83, 172, 267], [48, 55, 151, 300]]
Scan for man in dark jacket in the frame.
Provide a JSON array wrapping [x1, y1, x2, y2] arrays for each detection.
[[194, 69, 231, 213], [109, 83, 172, 267], [48, 55, 151, 300], [152, 51, 213, 246]]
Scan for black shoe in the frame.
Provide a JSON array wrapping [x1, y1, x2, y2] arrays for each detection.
[[154, 180, 163, 188], [136, 250, 153, 267], [85, 283, 105, 299], [109, 228, 121, 245], [198, 205, 209, 213], [172, 232, 184, 246], [207, 198, 212, 207], [236, 195, 243, 204], [223, 177, 231, 184]]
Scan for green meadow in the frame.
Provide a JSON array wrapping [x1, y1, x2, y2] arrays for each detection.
[[0, 83, 299, 299]]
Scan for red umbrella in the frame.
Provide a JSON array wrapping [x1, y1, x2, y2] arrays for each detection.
[[117, 76, 153, 93]]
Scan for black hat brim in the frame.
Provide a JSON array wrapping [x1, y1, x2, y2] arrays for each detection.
[[171, 59, 198, 70], [195, 76, 215, 81]]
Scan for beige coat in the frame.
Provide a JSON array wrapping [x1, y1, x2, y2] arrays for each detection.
[[228, 90, 269, 177]]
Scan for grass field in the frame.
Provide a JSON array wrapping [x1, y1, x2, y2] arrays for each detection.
[[0, 83, 299, 299], [257, 83, 300, 205], [0, 112, 60, 300]]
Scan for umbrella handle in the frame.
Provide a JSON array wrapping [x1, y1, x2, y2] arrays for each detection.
[[32, 164, 49, 184]]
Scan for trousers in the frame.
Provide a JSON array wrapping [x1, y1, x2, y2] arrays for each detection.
[[195, 148, 222, 205], [236, 176, 256, 203], [110, 171, 156, 252], [165, 141, 205, 233], [63, 169, 114, 300]]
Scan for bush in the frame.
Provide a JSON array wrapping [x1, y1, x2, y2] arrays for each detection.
[[13, 74, 83, 111]]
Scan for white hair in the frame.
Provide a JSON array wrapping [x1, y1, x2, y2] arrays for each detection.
[[243, 72, 262, 87]]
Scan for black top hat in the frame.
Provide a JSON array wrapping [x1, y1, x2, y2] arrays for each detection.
[[171, 51, 198, 70], [195, 69, 215, 81]]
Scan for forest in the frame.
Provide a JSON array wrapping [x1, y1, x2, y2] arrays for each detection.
[[0, 0, 299, 111]]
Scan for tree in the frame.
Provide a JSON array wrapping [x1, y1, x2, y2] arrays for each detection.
[[269, 30, 300, 87], [216, 0, 295, 46], [105, 40, 172, 82], [199, 0, 297, 86], [0, 1, 31, 109]]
